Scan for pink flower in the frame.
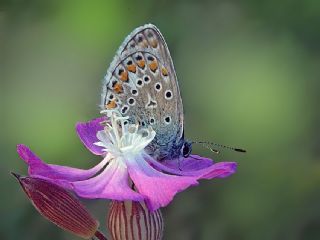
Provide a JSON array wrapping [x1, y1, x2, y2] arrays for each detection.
[[17, 113, 237, 211]]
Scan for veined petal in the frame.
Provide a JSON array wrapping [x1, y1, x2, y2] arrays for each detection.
[[76, 117, 106, 155], [17, 144, 108, 187], [125, 155, 198, 211], [107, 201, 163, 240], [72, 157, 144, 202], [12, 174, 99, 239]]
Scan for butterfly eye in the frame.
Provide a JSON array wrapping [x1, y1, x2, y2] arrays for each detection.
[[165, 90, 173, 100], [182, 142, 192, 157]]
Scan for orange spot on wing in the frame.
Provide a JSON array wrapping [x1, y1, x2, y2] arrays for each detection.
[[120, 70, 128, 81], [149, 60, 158, 72], [113, 82, 123, 93], [137, 60, 145, 69], [161, 67, 168, 76], [106, 100, 117, 109], [127, 64, 136, 73]]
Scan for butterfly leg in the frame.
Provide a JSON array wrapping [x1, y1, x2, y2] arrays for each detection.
[[178, 157, 182, 171]]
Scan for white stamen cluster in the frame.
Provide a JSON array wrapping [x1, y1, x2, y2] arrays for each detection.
[[95, 112, 156, 160]]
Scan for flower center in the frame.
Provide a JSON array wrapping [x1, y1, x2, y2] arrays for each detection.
[[94, 112, 156, 160]]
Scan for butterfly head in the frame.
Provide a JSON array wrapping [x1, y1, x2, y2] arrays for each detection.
[[181, 140, 192, 158]]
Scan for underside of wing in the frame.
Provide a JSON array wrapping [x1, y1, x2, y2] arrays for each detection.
[[101, 24, 185, 159]]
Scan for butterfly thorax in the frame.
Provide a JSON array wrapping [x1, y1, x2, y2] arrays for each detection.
[[146, 132, 186, 160]]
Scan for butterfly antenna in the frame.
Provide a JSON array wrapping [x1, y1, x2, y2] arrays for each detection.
[[201, 143, 220, 154], [192, 141, 246, 153]]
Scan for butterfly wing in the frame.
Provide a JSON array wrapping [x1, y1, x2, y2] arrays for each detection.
[[101, 24, 185, 160]]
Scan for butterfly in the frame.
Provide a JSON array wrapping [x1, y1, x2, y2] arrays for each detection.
[[100, 24, 245, 161], [100, 24, 190, 161]]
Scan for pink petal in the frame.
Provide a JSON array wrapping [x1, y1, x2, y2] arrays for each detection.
[[17, 144, 108, 184], [76, 117, 106, 155], [162, 155, 213, 171], [72, 160, 144, 202], [125, 156, 198, 211], [200, 162, 237, 179], [149, 154, 237, 180]]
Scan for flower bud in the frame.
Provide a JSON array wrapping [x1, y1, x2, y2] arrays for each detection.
[[107, 201, 163, 240], [12, 173, 99, 239]]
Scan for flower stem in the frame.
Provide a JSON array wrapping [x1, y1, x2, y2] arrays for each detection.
[[94, 230, 108, 240]]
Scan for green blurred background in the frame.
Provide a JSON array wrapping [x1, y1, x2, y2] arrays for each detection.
[[1, 0, 320, 239]]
